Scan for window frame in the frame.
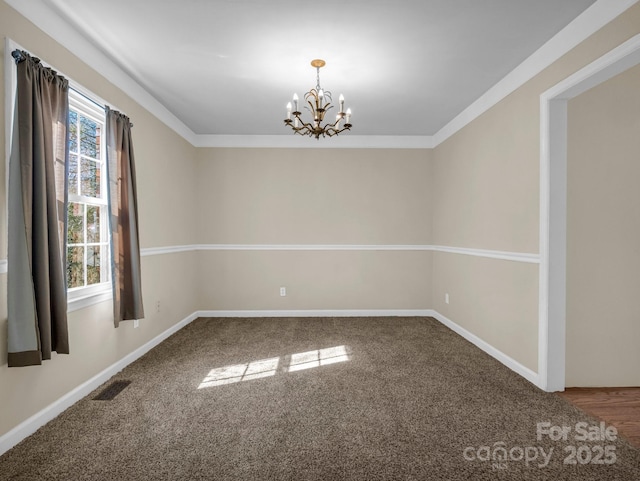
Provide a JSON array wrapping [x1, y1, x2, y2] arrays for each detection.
[[66, 89, 112, 310], [5, 38, 113, 312]]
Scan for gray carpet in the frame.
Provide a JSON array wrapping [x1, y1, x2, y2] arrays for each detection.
[[1, 316, 639, 480]]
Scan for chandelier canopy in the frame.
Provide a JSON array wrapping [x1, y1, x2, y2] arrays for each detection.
[[284, 59, 352, 139]]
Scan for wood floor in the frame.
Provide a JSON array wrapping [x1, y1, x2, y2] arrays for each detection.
[[559, 387, 640, 449]]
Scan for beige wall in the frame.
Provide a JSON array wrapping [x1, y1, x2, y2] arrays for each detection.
[[195, 148, 433, 311], [430, 3, 640, 373], [196, 148, 432, 245], [0, 2, 199, 438], [431, 98, 540, 254], [565, 63, 640, 387], [430, 83, 542, 370], [198, 250, 432, 311], [431, 253, 539, 371]]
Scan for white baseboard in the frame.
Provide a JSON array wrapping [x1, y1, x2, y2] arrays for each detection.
[[0, 311, 199, 456], [196, 309, 436, 318], [199, 309, 540, 387], [0, 307, 540, 457], [429, 310, 540, 387]]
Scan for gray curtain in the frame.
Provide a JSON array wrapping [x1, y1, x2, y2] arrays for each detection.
[[105, 108, 144, 327], [7, 51, 70, 367]]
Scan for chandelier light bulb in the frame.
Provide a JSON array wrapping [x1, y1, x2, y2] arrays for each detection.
[[283, 59, 352, 139]]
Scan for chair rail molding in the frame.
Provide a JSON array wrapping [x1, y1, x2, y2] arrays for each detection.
[[138, 244, 540, 264]]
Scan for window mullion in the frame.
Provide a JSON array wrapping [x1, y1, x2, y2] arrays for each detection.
[[101, 227, 109, 285], [83, 204, 88, 287], [75, 114, 81, 197], [69, 194, 107, 206]]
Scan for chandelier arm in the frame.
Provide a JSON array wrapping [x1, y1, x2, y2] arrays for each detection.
[[295, 119, 316, 134], [287, 114, 350, 138], [287, 113, 333, 138], [327, 112, 345, 129], [331, 123, 351, 135], [286, 116, 308, 134], [326, 124, 345, 135]]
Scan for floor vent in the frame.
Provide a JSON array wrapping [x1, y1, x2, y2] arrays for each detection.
[[93, 380, 132, 401]]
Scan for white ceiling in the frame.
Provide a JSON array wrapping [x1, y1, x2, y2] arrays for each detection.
[[16, 1, 599, 138]]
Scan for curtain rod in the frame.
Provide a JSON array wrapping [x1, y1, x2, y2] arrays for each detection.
[[11, 49, 26, 64], [11, 48, 133, 127]]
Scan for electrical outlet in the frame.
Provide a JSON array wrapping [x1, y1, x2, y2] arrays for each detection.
[[155, 301, 161, 312], [133, 319, 139, 329], [445, 293, 450, 304], [280, 287, 286, 297]]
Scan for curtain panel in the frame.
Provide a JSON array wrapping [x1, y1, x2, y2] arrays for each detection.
[[7, 51, 70, 367], [105, 108, 144, 327]]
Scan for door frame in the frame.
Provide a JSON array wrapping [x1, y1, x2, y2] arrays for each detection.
[[539, 33, 640, 391]]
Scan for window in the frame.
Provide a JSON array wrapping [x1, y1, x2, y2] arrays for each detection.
[[5, 41, 113, 311], [66, 89, 110, 301]]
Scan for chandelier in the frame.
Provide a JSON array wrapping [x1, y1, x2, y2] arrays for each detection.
[[284, 59, 352, 139]]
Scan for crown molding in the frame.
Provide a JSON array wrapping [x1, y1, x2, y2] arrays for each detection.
[[4, 0, 198, 145], [5, 0, 638, 150], [192, 134, 435, 149], [431, 0, 640, 147]]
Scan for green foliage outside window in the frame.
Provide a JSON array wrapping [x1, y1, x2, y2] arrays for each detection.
[[66, 105, 106, 290]]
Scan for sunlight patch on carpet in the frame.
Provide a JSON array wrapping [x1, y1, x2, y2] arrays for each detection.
[[288, 345, 350, 372], [197, 345, 350, 389], [198, 357, 279, 388]]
